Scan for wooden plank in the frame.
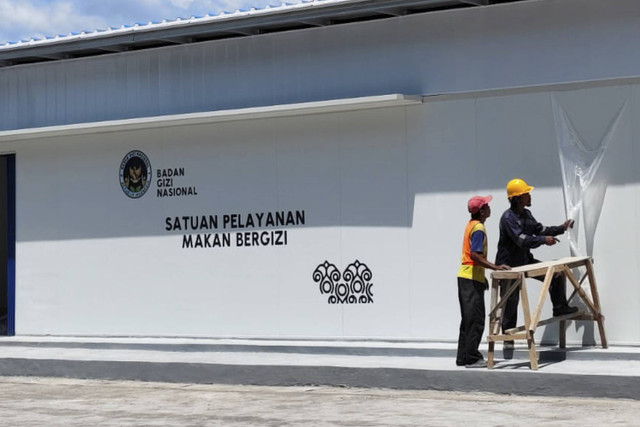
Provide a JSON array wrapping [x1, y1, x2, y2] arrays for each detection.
[[488, 277, 499, 367], [519, 278, 539, 370], [492, 257, 590, 275], [597, 317, 608, 349], [491, 271, 523, 280], [527, 330, 538, 370], [489, 278, 501, 335], [488, 277, 521, 318], [505, 257, 589, 272], [529, 266, 556, 330], [562, 266, 598, 315], [575, 313, 596, 321], [579, 271, 588, 285], [487, 333, 528, 342], [491, 319, 501, 336], [504, 311, 585, 334], [493, 257, 591, 280], [490, 278, 499, 310], [504, 325, 526, 334], [566, 258, 592, 270], [541, 311, 585, 324], [586, 259, 608, 349], [586, 260, 603, 314], [524, 266, 555, 278], [568, 269, 588, 303], [520, 279, 533, 333]]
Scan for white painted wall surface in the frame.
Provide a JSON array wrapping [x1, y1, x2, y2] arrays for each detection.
[[8, 81, 640, 344]]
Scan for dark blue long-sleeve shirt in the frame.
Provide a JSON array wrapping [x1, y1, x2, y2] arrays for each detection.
[[495, 208, 565, 267]]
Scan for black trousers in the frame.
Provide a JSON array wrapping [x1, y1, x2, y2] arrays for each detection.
[[456, 277, 486, 366], [500, 271, 569, 333]]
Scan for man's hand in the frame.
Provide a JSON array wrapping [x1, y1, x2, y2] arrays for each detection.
[[544, 236, 559, 246], [495, 264, 511, 271], [562, 219, 575, 230]]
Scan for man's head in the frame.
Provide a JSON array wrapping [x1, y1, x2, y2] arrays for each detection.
[[468, 195, 492, 221], [507, 178, 533, 210]]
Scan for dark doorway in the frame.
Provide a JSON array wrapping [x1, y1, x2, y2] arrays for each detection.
[[0, 154, 15, 336]]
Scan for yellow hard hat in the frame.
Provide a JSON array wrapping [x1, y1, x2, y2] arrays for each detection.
[[506, 178, 534, 199]]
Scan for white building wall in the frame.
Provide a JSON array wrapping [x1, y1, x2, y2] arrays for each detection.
[[7, 81, 640, 344], [2, 0, 640, 130]]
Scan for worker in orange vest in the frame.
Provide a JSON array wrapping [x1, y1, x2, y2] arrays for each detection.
[[456, 195, 510, 368]]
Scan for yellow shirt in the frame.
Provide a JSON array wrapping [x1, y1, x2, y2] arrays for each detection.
[[457, 221, 487, 283]]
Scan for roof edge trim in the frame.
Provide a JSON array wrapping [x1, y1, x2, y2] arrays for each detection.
[[0, 94, 423, 142]]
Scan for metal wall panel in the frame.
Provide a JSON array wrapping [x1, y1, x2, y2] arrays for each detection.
[[3, 81, 639, 343], [2, 0, 640, 342], [2, 0, 640, 131]]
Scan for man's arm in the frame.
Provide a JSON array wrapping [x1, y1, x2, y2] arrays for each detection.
[[470, 251, 510, 271], [537, 222, 567, 236], [530, 213, 573, 242], [469, 229, 510, 270]]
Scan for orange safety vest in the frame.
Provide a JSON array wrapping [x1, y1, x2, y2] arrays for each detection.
[[457, 220, 488, 283]]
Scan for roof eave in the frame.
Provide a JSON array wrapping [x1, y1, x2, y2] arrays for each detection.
[[0, 0, 521, 67]]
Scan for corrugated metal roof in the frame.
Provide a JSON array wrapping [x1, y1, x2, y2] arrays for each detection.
[[1, 0, 349, 50], [0, 0, 522, 67]]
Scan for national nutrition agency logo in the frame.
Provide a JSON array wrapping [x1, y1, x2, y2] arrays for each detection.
[[119, 150, 152, 198]]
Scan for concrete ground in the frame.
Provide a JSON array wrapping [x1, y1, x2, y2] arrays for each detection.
[[1, 376, 639, 426], [1, 336, 639, 400], [0, 334, 639, 427]]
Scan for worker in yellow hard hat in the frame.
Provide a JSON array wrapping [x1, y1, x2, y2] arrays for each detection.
[[505, 178, 534, 199], [495, 178, 577, 350]]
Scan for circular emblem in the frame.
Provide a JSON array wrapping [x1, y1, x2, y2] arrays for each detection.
[[119, 150, 152, 198]]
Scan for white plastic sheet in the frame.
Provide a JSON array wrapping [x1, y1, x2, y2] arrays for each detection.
[[553, 97, 625, 256]]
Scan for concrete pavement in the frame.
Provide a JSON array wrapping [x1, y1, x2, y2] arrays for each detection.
[[0, 336, 639, 400], [1, 376, 639, 426]]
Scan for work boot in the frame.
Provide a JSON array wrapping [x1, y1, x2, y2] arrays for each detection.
[[553, 305, 579, 317]]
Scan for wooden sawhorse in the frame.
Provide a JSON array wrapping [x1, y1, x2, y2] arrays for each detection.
[[487, 256, 607, 370]]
